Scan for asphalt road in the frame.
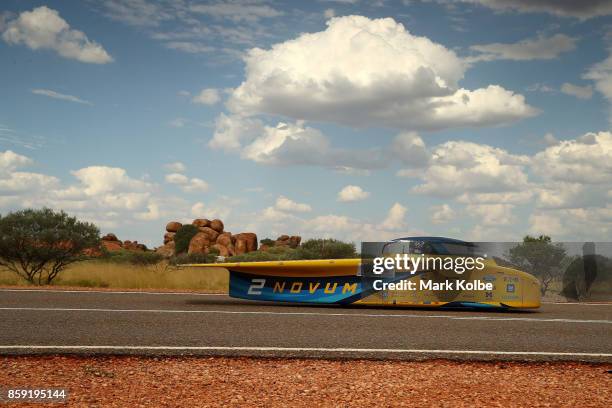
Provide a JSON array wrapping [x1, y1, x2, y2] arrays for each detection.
[[0, 288, 610, 362]]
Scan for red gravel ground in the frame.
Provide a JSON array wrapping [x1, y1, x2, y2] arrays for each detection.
[[1, 356, 610, 407]]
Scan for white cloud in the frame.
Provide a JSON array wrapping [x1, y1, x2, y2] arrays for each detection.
[[182, 178, 209, 193], [164, 162, 186, 173], [275, 196, 312, 212], [460, 0, 612, 20], [71, 166, 151, 195], [2, 6, 113, 64], [165, 41, 214, 54], [226, 15, 536, 131], [0, 172, 59, 194], [457, 191, 533, 204], [381, 203, 408, 230], [466, 203, 515, 225], [531, 132, 612, 184], [191, 201, 230, 220], [583, 50, 612, 121], [0, 150, 32, 174], [411, 141, 530, 198], [210, 114, 264, 152], [560, 83, 593, 99], [165, 173, 189, 184], [430, 204, 455, 224], [337, 185, 370, 202], [100, 0, 173, 27], [543, 132, 558, 146], [528, 212, 566, 237], [31, 89, 92, 105], [392, 132, 430, 168], [212, 116, 388, 170], [324, 9, 336, 18], [468, 34, 576, 62], [135, 202, 161, 221], [190, 2, 283, 22], [165, 172, 209, 193], [192, 88, 221, 105]]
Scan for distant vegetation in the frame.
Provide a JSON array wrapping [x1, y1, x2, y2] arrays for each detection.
[[229, 238, 357, 262], [99, 249, 164, 265], [259, 238, 275, 246]]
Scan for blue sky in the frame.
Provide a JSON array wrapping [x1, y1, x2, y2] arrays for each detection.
[[1, 0, 611, 246]]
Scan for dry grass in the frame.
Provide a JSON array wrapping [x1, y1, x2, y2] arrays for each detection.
[[0, 261, 228, 292]]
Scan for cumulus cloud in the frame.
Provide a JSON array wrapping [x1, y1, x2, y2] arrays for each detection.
[[392, 132, 430, 167], [531, 132, 612, 184], [164, 162, 187, 173], [274, 196, 312, 212], [560, 83, 593, 99], [337, 185, 370, 202], [408, 141, 530, 198], [430, 204, 456, 224], [460, 0, 612, 20], [165, 172, 209, 193], [0, 171, 59, 195], [71, 166, 151, 195], [466, 203, 515, 225], [31, 89, 92, 105], [583, 50, 612, 121], [381, 203, 408, 230], [212, 116, 388, 170], [210, 114, 265, 152], [165, 173, 188, 184], [182, 178, 209, 193], [256, 202, 415, 242], [191, 201, 231, 220], [0, 150, 32, 174], [192, 88, 221, 105], [225, 15, 536, 131], [2, 6, 113, 64], [468, 34, 576, 62]]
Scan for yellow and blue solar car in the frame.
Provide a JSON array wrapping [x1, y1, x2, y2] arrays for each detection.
[[188, 237, 541, 309]]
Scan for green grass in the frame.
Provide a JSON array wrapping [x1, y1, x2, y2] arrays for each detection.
[[0, 260, 228, 292]]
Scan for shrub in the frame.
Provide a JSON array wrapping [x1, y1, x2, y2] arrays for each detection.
[[170, 252, 218, 266], [0, 208, 100, 285], [174, 224, 199, 255], [260, 238, 275, 246], [296, 238, 357, 259], [99, 250, 164, 265], [229, 246, 299, 262]]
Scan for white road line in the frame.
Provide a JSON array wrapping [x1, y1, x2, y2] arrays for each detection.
[[0, 345, 610, 358], [0, 307, 609, 324], [0, 289, 227, 296]]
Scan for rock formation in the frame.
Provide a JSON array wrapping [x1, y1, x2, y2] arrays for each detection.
[[155, 218, 303, 259], [100, 233, 147, 252], [156, 218, 261, 258], [275, 235, 302, 248]]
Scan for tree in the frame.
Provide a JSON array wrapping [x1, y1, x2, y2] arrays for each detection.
[[508, 235, 567, 296], [0, 208, 100, 285], [174, 224, 199, 255]]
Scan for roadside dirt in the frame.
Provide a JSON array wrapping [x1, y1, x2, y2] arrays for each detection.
[[1, 356, 610, 407]]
